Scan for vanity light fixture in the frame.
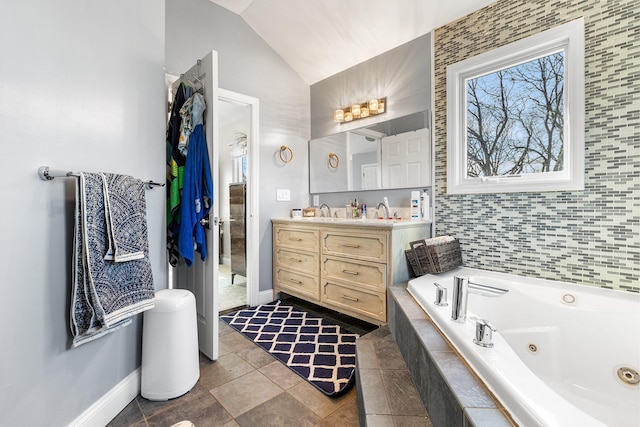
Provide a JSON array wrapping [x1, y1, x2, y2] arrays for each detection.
[[334, 97, 386, 123]]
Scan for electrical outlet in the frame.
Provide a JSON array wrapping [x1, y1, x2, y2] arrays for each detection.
[[276, 188, 290, 201], [313, 195, 319, 206]]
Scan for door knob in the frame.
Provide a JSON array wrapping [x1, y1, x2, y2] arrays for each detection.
[[199, 215, 219, 229]]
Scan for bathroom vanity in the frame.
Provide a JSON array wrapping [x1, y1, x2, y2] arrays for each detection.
[[272, 218, 430, 325]]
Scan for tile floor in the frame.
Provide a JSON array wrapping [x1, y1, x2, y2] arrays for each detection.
[[108, 297, 377, 427], [355, 326, 432, 427], [219, 264, 246, 312]]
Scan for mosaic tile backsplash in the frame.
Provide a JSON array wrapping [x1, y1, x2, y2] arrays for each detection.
[[433, 0, 639, 291]]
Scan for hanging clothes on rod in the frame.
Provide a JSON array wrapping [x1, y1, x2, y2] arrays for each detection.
[[166, 77, 213, 267], [166, 82, 193, 266], [178, 122, 212, 266], [178, 92, 206, 156]]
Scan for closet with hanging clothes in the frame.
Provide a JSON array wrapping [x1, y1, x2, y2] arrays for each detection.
[[166, 71, 213, 267]]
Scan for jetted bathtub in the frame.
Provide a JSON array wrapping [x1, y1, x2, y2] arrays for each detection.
[[407, 267, 640, 427]]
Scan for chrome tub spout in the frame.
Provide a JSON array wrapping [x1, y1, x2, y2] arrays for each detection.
[[451, 275, 509, 323]]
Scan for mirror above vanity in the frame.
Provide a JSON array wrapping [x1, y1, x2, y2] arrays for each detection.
[[309, 111, 431, 193]]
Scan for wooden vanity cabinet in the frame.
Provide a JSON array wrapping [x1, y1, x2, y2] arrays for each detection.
[[272, 219, 429, 325], [273, 223, 320, 302], [320, 228, 388, 323]]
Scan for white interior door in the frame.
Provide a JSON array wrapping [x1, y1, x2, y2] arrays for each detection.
[[381, 128, 431, 188], [361, 163, 378, 189], [173, 51, 219, 361]]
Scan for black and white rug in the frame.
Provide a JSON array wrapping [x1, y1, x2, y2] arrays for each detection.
[[221, 301, 359, 396]]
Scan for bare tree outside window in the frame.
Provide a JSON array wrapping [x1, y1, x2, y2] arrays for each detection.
[[447, 19, 583, 194], [466, 52, 565, 178]]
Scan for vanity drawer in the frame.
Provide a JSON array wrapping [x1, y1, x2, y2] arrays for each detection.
[[322, 256, 386, 292], [274, 225, 319, 252], [275, 248, 319, 275], [321, 231, 387, 262], [321, 282, 386, 323], [274, 267, 320, 301]]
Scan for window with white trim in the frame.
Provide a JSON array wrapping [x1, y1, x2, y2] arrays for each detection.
[[447, 18, 585, 194]]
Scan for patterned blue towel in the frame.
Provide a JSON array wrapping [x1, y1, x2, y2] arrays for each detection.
[[71, 172, 155, 347], [103, 173, 146, 262]]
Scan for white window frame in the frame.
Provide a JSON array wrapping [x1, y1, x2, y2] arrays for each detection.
[[446, 18, 585, 194]]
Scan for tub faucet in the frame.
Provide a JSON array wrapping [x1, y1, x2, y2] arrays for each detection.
[[473, 319, 496, 348], [376, 202, 389, 220], [451, 276, 509, 323], [319, 203, 331, 218]]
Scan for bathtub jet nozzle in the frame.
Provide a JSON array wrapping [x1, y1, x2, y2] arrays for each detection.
[[451, 275, 509, 323]]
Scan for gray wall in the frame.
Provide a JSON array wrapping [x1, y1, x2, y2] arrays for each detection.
[[310, 33, 431, 140], [309, 133, 349, 193], [166, 0, 311, 293], [433, 0, 639, 290], [0, 0, 166, 425]]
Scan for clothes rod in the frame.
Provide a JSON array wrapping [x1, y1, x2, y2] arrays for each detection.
[[37, 166, 165, 189]]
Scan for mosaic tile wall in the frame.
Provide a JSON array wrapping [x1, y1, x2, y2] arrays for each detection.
[[433, 0, 639, 291]]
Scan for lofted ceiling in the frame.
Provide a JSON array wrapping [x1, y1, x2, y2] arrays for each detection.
[[209, 0, 497, 85]]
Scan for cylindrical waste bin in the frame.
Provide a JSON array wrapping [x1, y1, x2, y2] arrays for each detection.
[[141, 289, 200, 401]]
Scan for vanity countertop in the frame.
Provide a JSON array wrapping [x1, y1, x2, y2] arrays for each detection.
[[271, 217, 431, 229]]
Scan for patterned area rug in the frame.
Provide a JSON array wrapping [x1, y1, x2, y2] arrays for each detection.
[[221, 301, 359, 396]]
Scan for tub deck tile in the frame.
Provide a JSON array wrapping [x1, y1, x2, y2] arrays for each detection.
[[380, 369, 427, 416], [358, 368, 392, 415], [464, 408, 515, 427], [389, 284, 516, 427], [356, 325, 434, 427], [430, 351, 497, 409]]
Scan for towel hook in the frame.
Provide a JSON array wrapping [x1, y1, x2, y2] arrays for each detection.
[[328, 153, 340, 169], [279, 145, 293, 164]]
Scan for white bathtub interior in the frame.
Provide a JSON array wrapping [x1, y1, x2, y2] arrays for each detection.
[[407, 267, 640, 427]]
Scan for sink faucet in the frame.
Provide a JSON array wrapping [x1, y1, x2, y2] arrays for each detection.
[[319, 203, 331, 218], [376, 202, 389, 220], [451, 276, 509, 323]]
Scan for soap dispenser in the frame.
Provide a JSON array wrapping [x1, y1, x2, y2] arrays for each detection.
[[420, 189, 430, 221], [411, 191, 420, 221]]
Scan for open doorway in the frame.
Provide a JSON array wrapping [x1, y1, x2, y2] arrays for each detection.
[[218, 90, 259, 312]]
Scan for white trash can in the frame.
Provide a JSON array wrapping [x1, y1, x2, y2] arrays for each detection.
[[141, 289, 200, 400]]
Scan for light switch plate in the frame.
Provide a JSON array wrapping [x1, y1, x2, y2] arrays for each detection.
[[276, 188, 290, 201], [313, 195, 319, 206]]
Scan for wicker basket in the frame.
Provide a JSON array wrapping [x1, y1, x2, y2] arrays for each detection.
[[408, 236, 462, 275]]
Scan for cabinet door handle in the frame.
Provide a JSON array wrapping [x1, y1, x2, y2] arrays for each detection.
[[288, 278, 303, 285], [342, 243, 361, 248], [341, 295, 359, 302], [289, 238, 303, 241], [289, 258, 303, 263], [342, 269, 359, 275]]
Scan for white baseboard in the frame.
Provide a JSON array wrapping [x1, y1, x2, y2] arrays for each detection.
[[69, 368, 140, 427], [258, 289, 276, 305]]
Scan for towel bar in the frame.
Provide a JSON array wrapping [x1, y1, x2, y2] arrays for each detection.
[[37, 166, 165, 189]]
